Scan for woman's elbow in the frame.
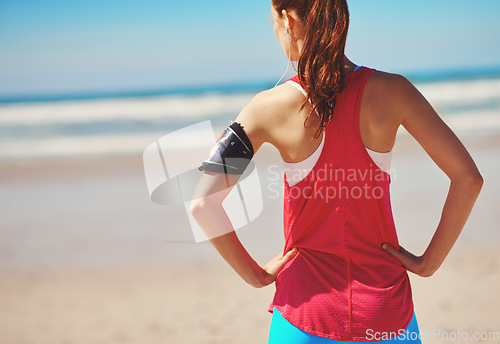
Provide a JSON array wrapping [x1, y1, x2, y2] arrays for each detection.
[[452, 169, 483, 195], [189, 197, 206, 219], [190, 197, 220, 220], [474, 172, 484, 190], [467, 170, 484, 193]]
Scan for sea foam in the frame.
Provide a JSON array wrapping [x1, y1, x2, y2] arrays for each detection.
[[0, 76, 499, 161]]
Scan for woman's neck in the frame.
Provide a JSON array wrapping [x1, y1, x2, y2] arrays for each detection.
[[343, 56, 357, 74]]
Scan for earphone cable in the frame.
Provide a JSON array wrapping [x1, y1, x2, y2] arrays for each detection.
[[274, 33, 293, 88]]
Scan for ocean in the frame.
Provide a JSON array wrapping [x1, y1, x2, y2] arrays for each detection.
[[1, 67, 499, 162]]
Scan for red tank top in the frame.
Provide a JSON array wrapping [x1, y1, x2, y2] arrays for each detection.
[[268, 67, 414, 341]]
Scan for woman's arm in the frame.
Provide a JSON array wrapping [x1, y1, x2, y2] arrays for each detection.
[[381, 75, 483, 277], [190, 171, 297, 287], [190, 90, 298, 288]]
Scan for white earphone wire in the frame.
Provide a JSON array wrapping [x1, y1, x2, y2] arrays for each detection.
[[274, 30, 293, 88]]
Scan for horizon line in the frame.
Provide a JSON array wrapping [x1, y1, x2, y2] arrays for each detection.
[[1, 64, 500, 105]]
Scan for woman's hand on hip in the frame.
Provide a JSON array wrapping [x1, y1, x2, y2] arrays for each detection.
[[382, 243, 435, 277], [258, 248, 299, 287]]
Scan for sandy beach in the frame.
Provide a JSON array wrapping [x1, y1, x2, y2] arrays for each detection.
[[1, 131, 499, 343], [1, 0, 499, 342]]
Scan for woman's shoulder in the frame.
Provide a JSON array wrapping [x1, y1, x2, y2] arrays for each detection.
[[360, 68, 440, 140], [365, 69, 422, 112], [234, 81, 308, 150], [237, 82, 307, 128], [252, 82, 306, 117], [368, 69, 412, 89]]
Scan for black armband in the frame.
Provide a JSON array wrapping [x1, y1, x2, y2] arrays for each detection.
[[198, 121, 254, 175]]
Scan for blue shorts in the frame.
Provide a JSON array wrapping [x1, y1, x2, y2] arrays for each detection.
[[268, 308, 422, 344]]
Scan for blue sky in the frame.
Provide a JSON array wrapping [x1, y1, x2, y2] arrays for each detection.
[[0, 0, 499, 96]]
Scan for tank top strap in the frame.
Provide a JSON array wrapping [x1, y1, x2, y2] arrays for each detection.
[[323, 67, 377, 169], [335, 66, 375, 126], [284, 75, 307, 97]]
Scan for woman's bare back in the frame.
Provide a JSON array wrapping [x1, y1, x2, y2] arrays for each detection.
[[237, 67, 406, 163]]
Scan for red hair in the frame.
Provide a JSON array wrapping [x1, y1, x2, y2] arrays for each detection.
[[272, 0, 350, 138]]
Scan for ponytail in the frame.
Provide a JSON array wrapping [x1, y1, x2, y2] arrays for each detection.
[[272, 0, 350, 138]]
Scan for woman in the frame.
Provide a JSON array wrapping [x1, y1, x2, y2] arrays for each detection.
[[190, 0, 483, 342]]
